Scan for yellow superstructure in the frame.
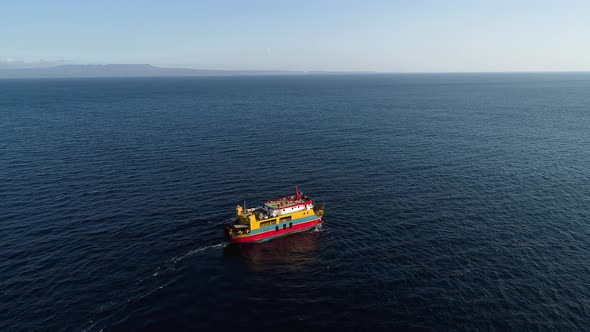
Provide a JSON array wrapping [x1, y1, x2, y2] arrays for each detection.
[[233, 206, 320, 234]]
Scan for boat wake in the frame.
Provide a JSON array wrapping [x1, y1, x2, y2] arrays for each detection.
[[84, 241, 230, 331], [169, 242, 229, 264], [312, 222, 324, 232], [135, 242, 228, 286]]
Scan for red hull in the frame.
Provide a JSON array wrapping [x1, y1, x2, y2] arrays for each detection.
[[230, 218, 322, 244]]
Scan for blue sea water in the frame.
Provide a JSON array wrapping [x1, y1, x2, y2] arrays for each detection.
[[1, 73, 590, 331]]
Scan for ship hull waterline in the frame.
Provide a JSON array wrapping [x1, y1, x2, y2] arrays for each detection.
[[229, 218, 322, 244]]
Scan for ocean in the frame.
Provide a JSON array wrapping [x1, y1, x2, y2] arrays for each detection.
[[1, 73, 590, 331]]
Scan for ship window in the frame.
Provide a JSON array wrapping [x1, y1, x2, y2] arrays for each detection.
[[260, 219, 276, 227], [289, 222, 292, 229], [279, 216, 292, 222], [283, 224, 286, 230], [275, 226, 279, 232]]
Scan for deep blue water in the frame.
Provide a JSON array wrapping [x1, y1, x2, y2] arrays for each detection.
[[2, 73, 590, 331]]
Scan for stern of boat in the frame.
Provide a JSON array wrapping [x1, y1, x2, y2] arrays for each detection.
[[224, 221, 250, 240]]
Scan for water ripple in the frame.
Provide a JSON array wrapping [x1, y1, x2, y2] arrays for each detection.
[[2, 74, 590, 331]]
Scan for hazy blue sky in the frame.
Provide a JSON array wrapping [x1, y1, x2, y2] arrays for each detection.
[[2, 0, 590, 72]]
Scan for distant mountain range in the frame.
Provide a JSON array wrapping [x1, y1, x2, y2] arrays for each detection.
[[0, 64, 375, 79]]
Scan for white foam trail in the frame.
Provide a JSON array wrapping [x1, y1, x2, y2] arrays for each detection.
[[312, 223, 324, 232], [170, 242, 228, 263], [136, 242, 229, 285]]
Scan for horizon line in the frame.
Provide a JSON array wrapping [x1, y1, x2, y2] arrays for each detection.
[[3, 63, 590, 73]]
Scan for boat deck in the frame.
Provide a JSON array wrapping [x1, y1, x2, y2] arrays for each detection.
[[264, 195, 309, 209]]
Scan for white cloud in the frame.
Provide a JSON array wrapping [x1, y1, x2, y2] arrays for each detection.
[[0, 58, 68, 69], [0, 58, 21, 63]]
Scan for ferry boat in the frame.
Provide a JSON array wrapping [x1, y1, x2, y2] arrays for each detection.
[[224, 187, 324, 244]]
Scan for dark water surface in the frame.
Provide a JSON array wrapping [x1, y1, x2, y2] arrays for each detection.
[[2, 74, 590, 331]]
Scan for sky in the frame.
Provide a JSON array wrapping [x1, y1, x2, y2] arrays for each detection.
[[2, 0, 590, 72]]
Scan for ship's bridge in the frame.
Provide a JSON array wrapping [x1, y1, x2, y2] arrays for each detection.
[[264, 193, 313, 217]]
